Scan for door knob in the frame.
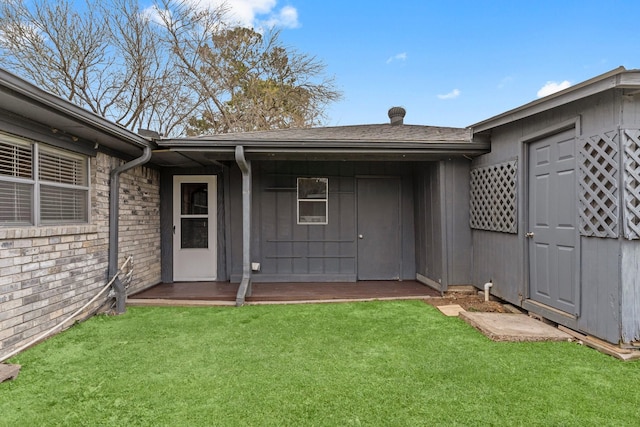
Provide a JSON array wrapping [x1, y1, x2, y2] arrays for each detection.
[[358, 234, 364, 239], [525, 232, 535, 238]]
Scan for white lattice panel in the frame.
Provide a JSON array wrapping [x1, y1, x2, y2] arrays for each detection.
[[470, 160, 517, 233], [578, 130, 619, 238], [623, 129, 640, 240]]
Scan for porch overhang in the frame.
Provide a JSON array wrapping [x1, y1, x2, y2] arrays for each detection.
[[152, 140, 491, 167], [150, 122, 489, 167]]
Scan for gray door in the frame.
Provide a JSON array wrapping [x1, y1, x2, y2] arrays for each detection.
[[357, 177, 401, 280], [527, 129, 579, 315]]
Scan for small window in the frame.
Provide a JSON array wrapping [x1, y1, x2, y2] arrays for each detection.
[[297, 177, 328, 225]]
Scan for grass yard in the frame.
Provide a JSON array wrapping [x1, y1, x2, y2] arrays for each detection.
[[2, 300, 640, 426]]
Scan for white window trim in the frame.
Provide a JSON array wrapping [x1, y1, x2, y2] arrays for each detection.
[[297, 177, 328, 225]]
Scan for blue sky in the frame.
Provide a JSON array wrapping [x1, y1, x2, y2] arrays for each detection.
[[207, 1, 640, 127]]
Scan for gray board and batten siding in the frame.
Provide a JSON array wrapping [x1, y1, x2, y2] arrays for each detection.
[[470, 74, 640, 345], [230, 161, 419, 283], [158, 158, 474, 291]]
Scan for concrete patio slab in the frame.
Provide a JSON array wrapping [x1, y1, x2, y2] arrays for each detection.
[[459, 312, 571, 342], [437, 304, 466, 316]]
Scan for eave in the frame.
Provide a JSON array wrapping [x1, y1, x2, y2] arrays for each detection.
[[0, 69, 150, 157]]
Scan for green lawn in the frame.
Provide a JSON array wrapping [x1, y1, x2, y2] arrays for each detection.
[[2, 301, 639, 426]]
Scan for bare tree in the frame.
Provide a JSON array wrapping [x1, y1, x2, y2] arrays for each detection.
[[0, 0, 341, 136]]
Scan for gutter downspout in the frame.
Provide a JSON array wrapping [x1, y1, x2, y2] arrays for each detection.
[[109, 145, 152, 314], [235, 145, 252, 306]]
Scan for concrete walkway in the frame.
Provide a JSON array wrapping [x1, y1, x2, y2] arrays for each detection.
[[459, 312, 571, 342]]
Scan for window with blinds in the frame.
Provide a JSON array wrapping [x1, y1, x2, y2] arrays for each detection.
[[38, 146, 88, 223], [0, 133, 89, 226]]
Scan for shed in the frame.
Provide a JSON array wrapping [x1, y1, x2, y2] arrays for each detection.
[[469, 66, 640, 345]]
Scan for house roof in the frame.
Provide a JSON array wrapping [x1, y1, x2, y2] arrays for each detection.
[[0, 68, 150, 158], [153, 124, 490, 167], [471, 66, 640, 133]]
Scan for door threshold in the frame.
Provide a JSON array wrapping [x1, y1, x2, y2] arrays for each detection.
[[523, 299, 577, 320]]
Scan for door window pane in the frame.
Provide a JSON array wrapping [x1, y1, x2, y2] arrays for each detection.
[[181, 218, 208, 248], [181, 183, 208, 215]]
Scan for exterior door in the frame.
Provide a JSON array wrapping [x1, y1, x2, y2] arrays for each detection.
[[527, 129, 579, 314], [173, 176, 217, 281], [357, 177, 401, 280]]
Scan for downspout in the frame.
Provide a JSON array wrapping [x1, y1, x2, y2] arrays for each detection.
[[235, 145, 252, 306], [109, 145, 152, 314]]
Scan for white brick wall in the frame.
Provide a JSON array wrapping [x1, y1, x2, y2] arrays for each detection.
[[0, 152, 161, 359]]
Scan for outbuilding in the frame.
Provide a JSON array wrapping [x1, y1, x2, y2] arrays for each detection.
[[469, 66, 640, 345]]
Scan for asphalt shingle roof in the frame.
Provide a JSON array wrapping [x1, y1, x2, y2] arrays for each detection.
[[193, 124, 471, 143]]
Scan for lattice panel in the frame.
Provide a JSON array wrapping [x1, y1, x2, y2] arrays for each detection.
[[470, 160, 517, 233], [623, 129, 640, 240], [578, 130, 619, 238]]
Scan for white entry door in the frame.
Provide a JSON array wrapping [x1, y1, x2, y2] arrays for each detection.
[[173, 176, 217, 281]]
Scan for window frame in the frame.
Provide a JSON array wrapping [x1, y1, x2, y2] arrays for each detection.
[[297, 177, 328, 225], [0, 132, 90, 227]]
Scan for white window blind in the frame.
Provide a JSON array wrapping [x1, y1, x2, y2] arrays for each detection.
[[39, 146, 87, 186], [0, 181, 33, 224], [0, 137, 34, 225], [38, 146, 88, 223], [0, 139, 32, 179]]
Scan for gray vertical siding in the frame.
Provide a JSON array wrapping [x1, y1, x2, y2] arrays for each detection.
[[414, 160, 472, 291], [442, 159, 473, 286], [414, 163, 443, 288], [237, 161, 418, 282], [621, 241, 640, 342], [581, 237, 621, 343]]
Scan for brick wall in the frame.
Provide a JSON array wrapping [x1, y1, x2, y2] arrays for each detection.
[[0, 152, 161, 360], [116, 156, 161, 294]]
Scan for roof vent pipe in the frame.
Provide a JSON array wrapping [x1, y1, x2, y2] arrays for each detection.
[[388, 106, 406, 125]]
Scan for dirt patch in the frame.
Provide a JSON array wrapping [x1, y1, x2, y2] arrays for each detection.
[[424, 292, 509, 313]]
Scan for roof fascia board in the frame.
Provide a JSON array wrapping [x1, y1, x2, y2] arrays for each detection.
[[616, 72, 640, 88], [471, 67, 636, 133], [157, 139, 478, 147], [0, 69, 149, 150], [161, 143, 490, 156]]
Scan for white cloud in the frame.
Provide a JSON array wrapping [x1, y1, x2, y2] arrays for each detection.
[[537, 80, 571, 98], [437, 89, 461, 100], [256, 5, 300, 29], [386, 52, 407, 64], [200, 0, 299, 29]]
